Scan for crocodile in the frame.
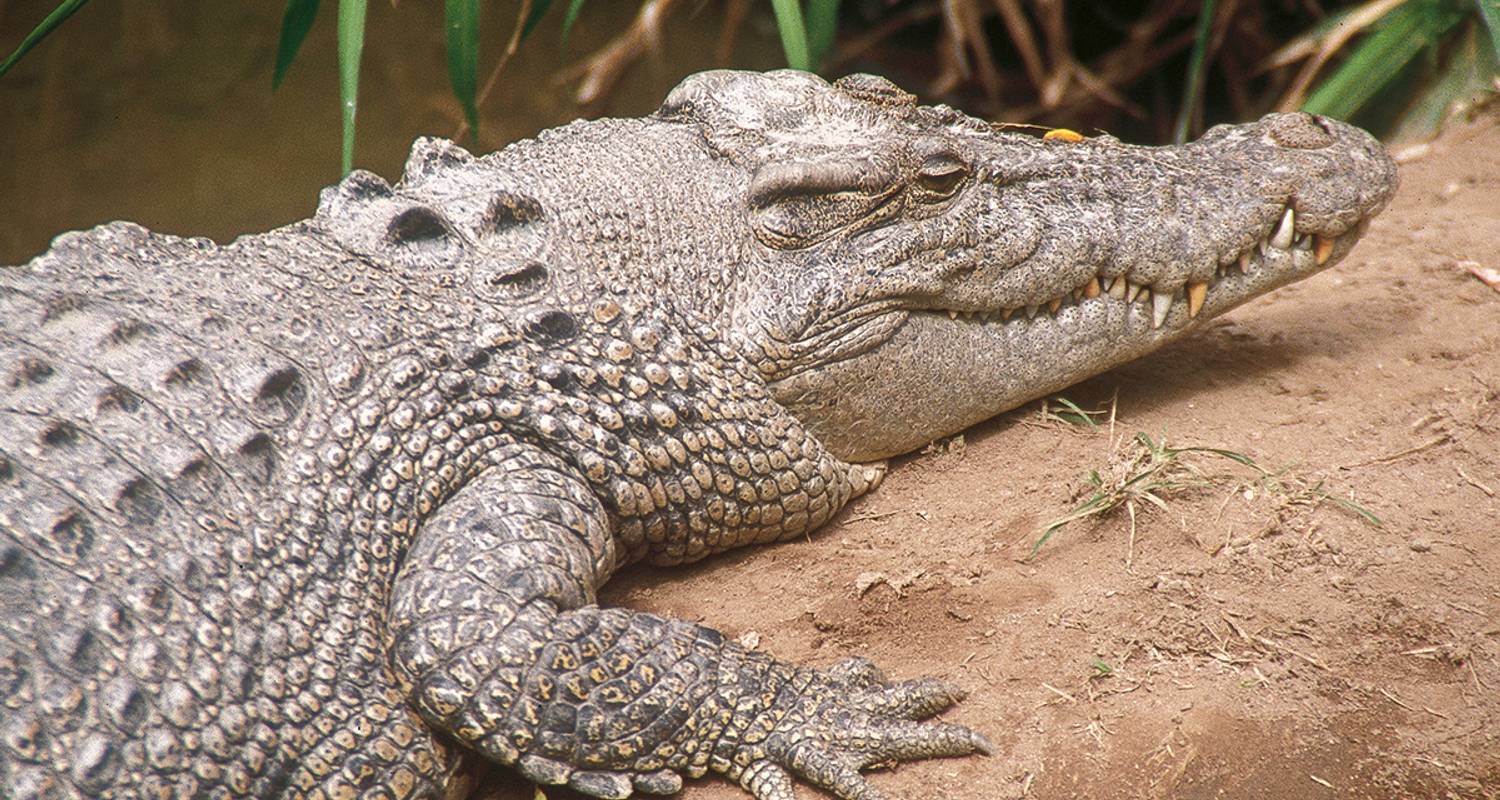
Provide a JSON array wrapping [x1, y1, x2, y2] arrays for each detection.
[[0, 69, 1396, 799]]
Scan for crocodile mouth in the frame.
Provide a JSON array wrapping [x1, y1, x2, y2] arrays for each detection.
[[921, 203, 1371, 331]]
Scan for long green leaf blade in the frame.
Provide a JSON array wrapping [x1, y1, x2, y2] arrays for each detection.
[[445, 0, 481, 136], [273, 0, 321, 90], [1304, 1, 1466, 119], [0, 0, 92, 78], [769, 0, 812, 71], [806, 0, 840, 68], [560, 0, 588, 50], [520, 0, 555, 45], [1174, 0, 1217, 144], [338, 0, 369, 175]]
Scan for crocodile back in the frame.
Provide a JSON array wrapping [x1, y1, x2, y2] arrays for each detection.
[[0, 222, 347, 794]]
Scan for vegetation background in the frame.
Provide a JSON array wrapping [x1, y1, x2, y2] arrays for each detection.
[[1, 0, 1497, 260]]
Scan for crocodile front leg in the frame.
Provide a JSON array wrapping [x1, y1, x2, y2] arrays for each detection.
[[388, 445, 990, 799]]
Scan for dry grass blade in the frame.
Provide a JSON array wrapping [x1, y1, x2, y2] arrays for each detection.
[[715, 0, 753, 65], [1033, 0, 1074, 107], [1030, 432, 1228, 559], [1271, 0, 1408, 111], [829, 3, 944, 70], [937, 0, 1004, 99], [990, 0, 1047, 92], [455, 0, 533, 141], [1030, 430, 1382, 560], [560, 0, 681, 105]]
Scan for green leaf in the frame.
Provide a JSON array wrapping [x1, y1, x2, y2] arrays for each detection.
[[520, 0, 555, 45], [1053, 397, 1099, 429], [445, 0, 481, 137], [0, 0, 93, 78], [1173, 446, 1259, 468], [561, 0, 588, 50], [1303, 0, 1467, 120], [273, 0, 321, 90], [769, 0, 812, 71], [1331, 495, 1384, 527], [806, 0, 840, 68], [338, 0, 369, 175], [1174, 0, 1217, 143]]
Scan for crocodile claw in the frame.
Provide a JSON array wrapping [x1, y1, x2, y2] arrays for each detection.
[[733, 661, 992, 800]]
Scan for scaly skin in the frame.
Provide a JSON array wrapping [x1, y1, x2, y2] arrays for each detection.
[[0, 70, 1396, 799]]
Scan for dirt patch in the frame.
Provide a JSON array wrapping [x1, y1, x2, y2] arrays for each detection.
[[503, 114, 1500, 800]]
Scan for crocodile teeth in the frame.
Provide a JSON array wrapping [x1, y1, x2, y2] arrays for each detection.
[[1314, 235, 1335, 265], [1107, 276, 1128, 300], [1001, 308, 1015, 321], [947, 310, 959, 320], [1151, 289, 1174, 329], [1270, 207, 1295, 250], [1025, 304, 1039, 319], [1125, 281, 1145, 303], [1186, 281, 1207, 318], [1082, 277, 1101, 299], [1048, 297, 1062, 314], [1237, 251, 1252, 272]]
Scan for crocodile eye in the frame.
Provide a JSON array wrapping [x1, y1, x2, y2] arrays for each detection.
[[915, 156, 968, 199]]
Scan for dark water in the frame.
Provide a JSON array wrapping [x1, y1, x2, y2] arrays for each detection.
[[0, 0, 784, 263]]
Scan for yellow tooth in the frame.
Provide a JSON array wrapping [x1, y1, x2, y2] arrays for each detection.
[[947, 310, 959, 320], [1107, 277, 1128, 300], [1314, 235, 1335, 265], [1082, 277, 1101, 298], [1001, 308, 1015, 321], [1125, 281, 1144, 303], [1048, 297, 1062, 314], [1237, 251, 1252, 272], [1186, 281, 1207, 318]]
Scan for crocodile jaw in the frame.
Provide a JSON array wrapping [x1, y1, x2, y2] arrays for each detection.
[[770, 210, 1375, 463]]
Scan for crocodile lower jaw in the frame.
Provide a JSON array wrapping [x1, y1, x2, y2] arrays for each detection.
[[931, 205, 1368, 332]]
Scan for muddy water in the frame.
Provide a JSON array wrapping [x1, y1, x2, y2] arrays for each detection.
[[0, 0, 782, 263]]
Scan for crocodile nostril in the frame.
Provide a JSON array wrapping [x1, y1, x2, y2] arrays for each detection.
[[1266, 112, 1336, 150]]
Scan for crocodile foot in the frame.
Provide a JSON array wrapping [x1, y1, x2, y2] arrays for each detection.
[[730, 656, 992, 800]]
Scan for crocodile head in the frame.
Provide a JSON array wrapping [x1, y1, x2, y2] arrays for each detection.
[[660, 70, 1398, 462]]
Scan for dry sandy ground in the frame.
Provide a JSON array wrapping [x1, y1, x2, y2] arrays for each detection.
[[478, 114, 1500, 800]]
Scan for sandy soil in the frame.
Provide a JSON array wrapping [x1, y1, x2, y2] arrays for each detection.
[[477, 114, 1500, 800]]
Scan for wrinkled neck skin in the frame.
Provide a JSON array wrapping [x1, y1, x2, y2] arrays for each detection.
[[653, 71, 1397, 462]]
